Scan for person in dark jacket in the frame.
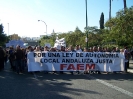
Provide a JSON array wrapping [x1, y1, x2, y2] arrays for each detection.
[[4, 48, 8, 64], [0, 46, 5, 70], [14, 45, 24, 74], [21, 48, 27, 72], [9, 46, 15, 70]]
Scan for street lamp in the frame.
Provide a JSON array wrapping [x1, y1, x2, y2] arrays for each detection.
[[38, 20, 47, 42], [85, 0, 88, 49], [8, 23, 9, 36]]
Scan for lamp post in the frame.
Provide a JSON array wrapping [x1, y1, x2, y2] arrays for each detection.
[[85, 0, 88, 48], [38, 20, 47, 42], [8, 23, 9, 36]]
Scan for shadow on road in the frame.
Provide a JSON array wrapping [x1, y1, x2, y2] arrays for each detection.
[[0, 63, 101, 99]]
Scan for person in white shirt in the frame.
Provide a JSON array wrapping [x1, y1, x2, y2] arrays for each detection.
[[75, 45, 82, 74], [34, 46, 41, 52], [120, 49, 124, 55], [75, 45, 82, 52], [124, 46, 130, 72], [43, 46, 49, 52], [27, 46, 35, 62]]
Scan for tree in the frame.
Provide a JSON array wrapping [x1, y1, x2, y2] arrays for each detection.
[[0, 24, 8, 46], [74, 26, 82, 33], [105, 6, 133, 47], [84, 26, 99, 33], [0, 24, 4, 34], [99, 12, 104, 29], [39, 7, 133, 48]]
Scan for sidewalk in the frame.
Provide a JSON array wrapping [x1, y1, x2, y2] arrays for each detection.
[[128, 60, 133, 73]]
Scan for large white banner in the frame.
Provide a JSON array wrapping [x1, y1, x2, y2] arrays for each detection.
[[27, 52, 125, 72]]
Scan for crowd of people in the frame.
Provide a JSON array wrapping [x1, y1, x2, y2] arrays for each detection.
[[0, 45, 133, 74]]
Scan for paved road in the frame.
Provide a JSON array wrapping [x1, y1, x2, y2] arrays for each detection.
[[0, 62, 133, 99]]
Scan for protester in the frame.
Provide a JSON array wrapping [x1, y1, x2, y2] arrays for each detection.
[[116, 47, 120, 52], [4, 48, 8, 64], [97, 46, 103, 52], [89, 47, 93, 52], [83, 47, 88, 52], [68, 45, 76, 75], [130, 47, 133, 60], [34, 46, 41, 52], [21, 48, 27, 72], [0, 46, 5, 70], [60, 46, 66, 74], [119, 47, 129, 73], [9, 46, 16, 70], [75, 45, 82, 74], [27, 46, 34, 62], [14, 45, 24, 74], [3, 43, 130, 75], [43, 46, 49, 74], [120, 49, 124, 54], [124, 46, 130, 68], [75, 45, 82, 52], [44, 46, 49, 52], [83, 47, 89, 74], [93, 46, 101, 74]]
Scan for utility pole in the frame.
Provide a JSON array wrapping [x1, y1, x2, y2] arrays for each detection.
[[85, 0, 88, 48]]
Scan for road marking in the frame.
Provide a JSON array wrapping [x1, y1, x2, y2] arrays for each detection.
[[128, 69, 133, 73], [86, 75, 133, 98]]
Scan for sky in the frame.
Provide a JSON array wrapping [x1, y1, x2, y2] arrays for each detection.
[[0, 0, 133, 37]]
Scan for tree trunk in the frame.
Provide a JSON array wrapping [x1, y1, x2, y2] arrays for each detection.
[[109, 0, 112, 30], [123, 0, 127, 11], [109, 0, 111, 20]]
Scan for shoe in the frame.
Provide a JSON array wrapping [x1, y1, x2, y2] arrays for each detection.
[[123, 71, 128, 74], [44, 72, 48, 74], [17, 71, 19, 74], [52, 72, 56, 74], [113, 72, 117, 74], [97, 71, 101, 74]]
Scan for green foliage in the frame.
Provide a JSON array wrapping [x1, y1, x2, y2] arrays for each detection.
[[105, 6, 133, 47], [0, 24, 8, 46], [39, 6, 133, 48]]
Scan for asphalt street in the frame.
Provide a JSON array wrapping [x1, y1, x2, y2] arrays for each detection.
[[0, 61, 133, 99]]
